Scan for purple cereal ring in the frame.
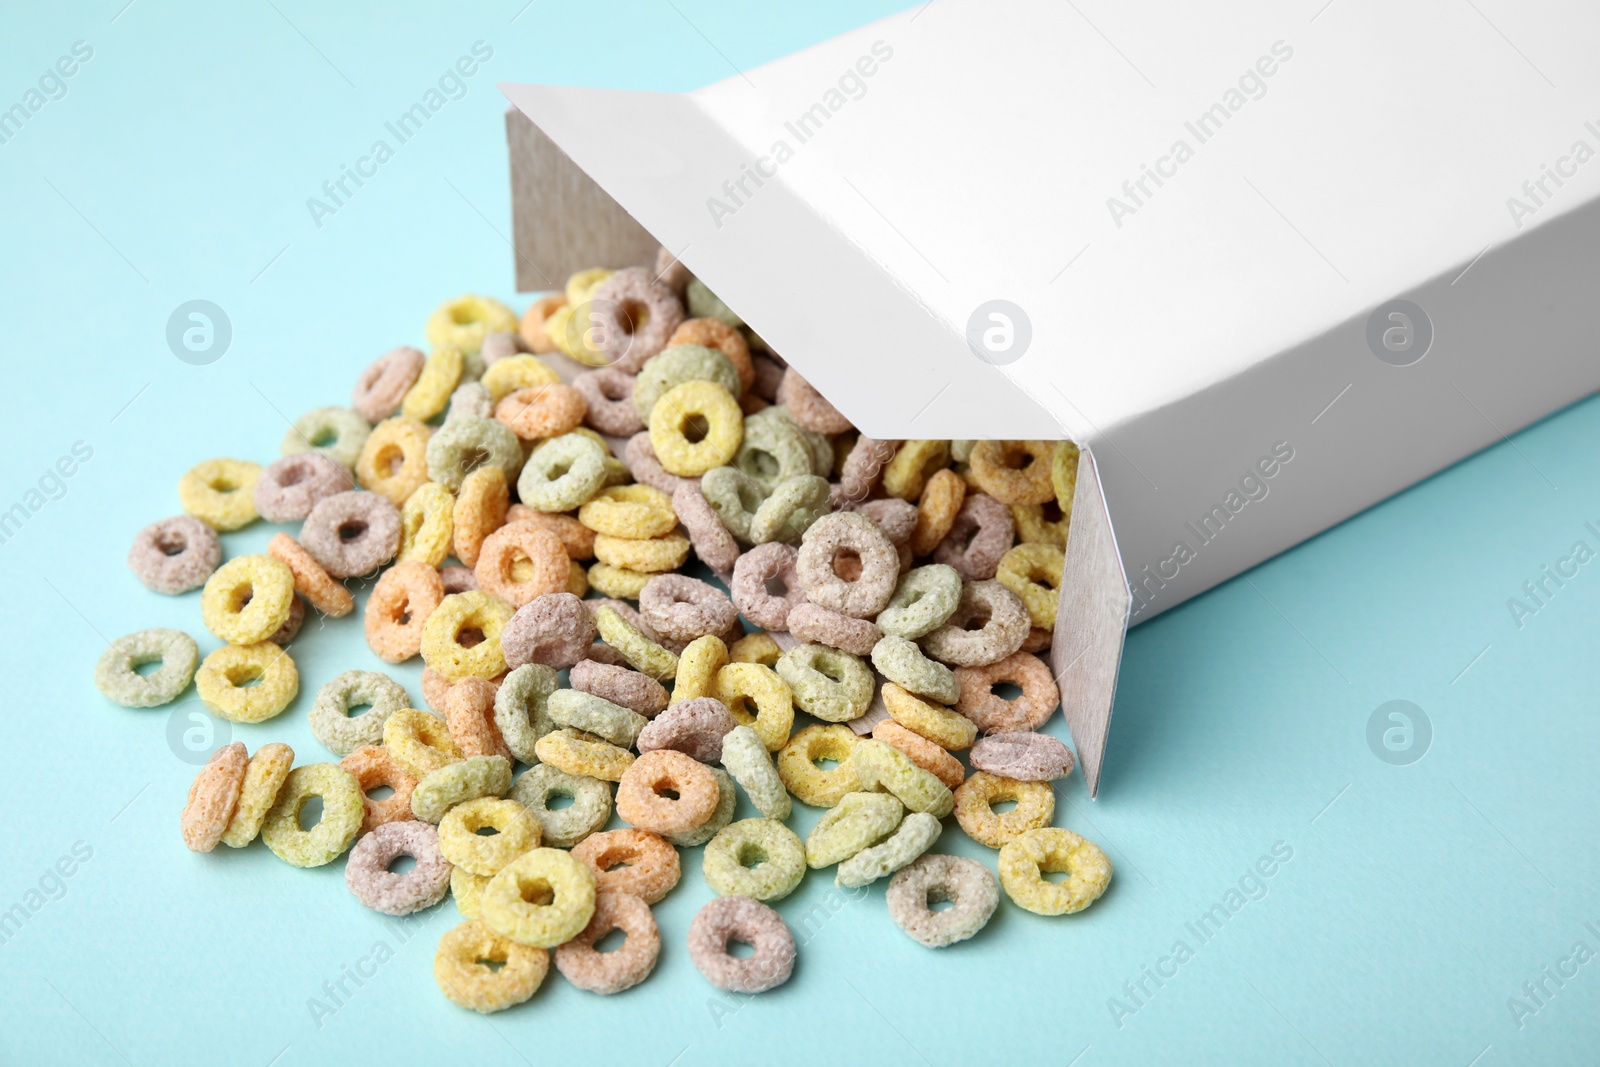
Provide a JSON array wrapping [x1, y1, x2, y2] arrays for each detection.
[[673, 482, 741, 575], [934, 492, 1015, 580], [584, 641, 630, 668], [835, 436, 899, 507], [344, 819, 452, 915], [731, 543, 805, 631], [776, 369, 852, 434], [480, 330, 528, 366], [751, 355, 785, 402], [786, 602, 881, 656], [639, 574, 738, 644], [128, 515, 221, 595], [254, 453, 354, 523], [625, 432, 693, 496], [636, 697, 738, 762], [654, 246, 691, 297], [586, 267, 686, 374], [919, 580, 1030, 668], [501, 592, 597, 670], [569, 660, 670, 718], [352, 346, 425, 423], [968, 732, 1076, 782], [854, 498, 917, 545], [574, 368, 646, 437], [300, 490, 402, 579], [795, 511, 899, 619], [439, 565, 477, 594], [688, 895, 796, 994]]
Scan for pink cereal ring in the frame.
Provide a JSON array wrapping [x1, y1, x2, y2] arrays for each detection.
[[352, 346, 425, 423], [553, 890, 662, 994], [785, 602, 881, 656], [688, 895, 795, 994], [795, 511, 899, 620], [834, 436, 899, 508], [933, 492, 1015, 581], [128, 515, 221, 595], [254, 453, 353, 523], [730, 543, 805, 631], [586, 267, 686, 374], [953, 651, 1061, 734], [777, 369, 852, 434], [569, 660, 670, 718], [501, 592, 597, 671], [639, 574, 739, 644], [573, 368, 646, 437], [672, 481, 741, 575]]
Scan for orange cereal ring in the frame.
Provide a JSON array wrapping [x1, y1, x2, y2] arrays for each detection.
[[451, 466, 509, 569], [519, 293, 568, 354], [506, 505, 595, 560], [615, 750, 720, 835], [668, 317, 755, 392], [474, 521, 570, 608], [339, 744, 419, 836], [267, 532, 354, 617], [356, 417, 434, 507], [494, 383, 588, 441], [445, 677, 512, 761], [364, 560, 446, 663], [953, 651, 1061, 734], [570, 829, 681, 904], [872, 720, 965, 790], [909, 468, 967, 558], [968, 441, 1057, 506], [181, 742, 247, 852]]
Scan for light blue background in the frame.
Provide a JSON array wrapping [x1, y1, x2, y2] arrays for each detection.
[[2, 2, 1598, 1064]]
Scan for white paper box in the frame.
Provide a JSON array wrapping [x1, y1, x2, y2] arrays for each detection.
[[501, 0, 1600, 794]]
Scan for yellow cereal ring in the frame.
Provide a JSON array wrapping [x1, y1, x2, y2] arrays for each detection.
[[434, 919, 549, 1013], [777, 724, 862, 808], [535, 728, 635, 782], [356, 417, 434, 507], [882, 440, 951, 501], [671, 635, 728, 705], [588, 562, 653, 600], [997, 827, 1111, 915], [395, 482, 455, 566], [481, 353, 560, 401], [882, 682, 977, 750], [481, 847, 597, 948], [402, 347, 465, 421], [543, 303, 578, 359], [452, 466, 509, 568], [713, 662, 794, 752], [566, 558, 588, 597], [592, 531, 691, 574], [594, 605, 679, 680], [195, 642, 299, 723], [425, 294, 517, 354], [969, 441, 1057, 506], [729, 632, 782, 667], [383, 708, 463, 778], [200, 554, 295, 646], [565, 268, 615, 306], [996, 542, 1065, 631], [438, 797, 541, 876], [1052, 440, 1080, 516], [260, 763, 364, 868], [953, 771, 1055, 848], [421, 591, 513, 682], [648, 380, 742, 477], [178, 458, 262, 531], [579, 485, 677, 539], [1011, 502, 1069, 549], [219, 742, 295, 848], [850, 738, 954, 817]]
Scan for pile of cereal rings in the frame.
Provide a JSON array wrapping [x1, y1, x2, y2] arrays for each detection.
[[96, 254, 1112, 1013]]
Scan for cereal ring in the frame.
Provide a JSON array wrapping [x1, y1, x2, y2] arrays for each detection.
[[953, 650, 1061, 733], [194, 642, 298, 723], [355, 417, 433, 507], [412, 755, 513, 824], [919, 580, 1030, 668], [340, 744, 419, 836], [488, 664, 554, 763], [504, 507, 593, 562], [1022, 626, 1052, 654], [999, 828, 1112, 915], [1011, 501, 1070, 549], [777, 725, 861, 808], [729, 632, 783, 667], [586, 562, 650, 600], [688, 895, 794, 995], [420, 591, 512, 682], [719, 725, 790, 821], [519, 292, 568, 354], [447, 381, 494, 422], [775, 644, 873, 724], [871, 720, 965, 790], [882, 682, 976, 749], [879, 440, 948, 502], [667, 484, 738, 575], [94, 628, 198, 708], [669, 635, 728, 706], [383, 708, 463, 779], [554, 890, 662, 994], [637, 576, 734, 645], [345, 820, 453, 915], [996, 542, 1064, 631], [438, 565, 476, 594], [218, 742, 294, 848], [749, 475, 830, 546], [439, 797, 541, 877], [669, 318, 754, 392], [648, 380, 742, 477], [871, 636, 960, 704], [886, 854, 999, 947], [127, 515, 221, 595], [701, 466, 766, 545], [580, 485, 676, 541], [300, 490, 402, 579], [565, 267, 615, 307], [481, 353, 560, 401], [200, 554, 294, 646], [594, 605, 679, 680], [493, 383, 587, 441], [443, 468, 504, 569], [836, 436, 898, 505], [571, 829, 679, 904], [261, 763, 364, 868], [399, 345, 464, 422], [309, 670, 409, 756], [579, 267, 685, 372], [785, 601, 880, 656], [254, 452, 353, 524], [569, 660, 669, 719], [877, 565, 962, 642], [621, 432, 691, 496], [508, 763, 612, 848], [806, 791, 904, 868], [777, 367, 853, 434], [281, 406, 370, 470], [180, 742, 247, 852], [713, 663, 795, 751], [264, 533, 354, 618], [684, 277, 742, 326], [952, 771, 1056, 849], [593, 531, 691, 574], [481, 848, 596, 948], [572, 368, 646, 436], [499, 594, 592, 672], [517, 432, 608, 513], [636, 697, 738, 763], [729, 543, 804, 630], [435, 919, 549, 1013], [633, 344, 740, 424], [363, 560, 444, 663], [796, 511, 898, 619], [548, 689, 647, 748], [177, 458, 261, 531], [427, 294, 517, 353], [535, 729, 635, 782], [353, 346, 425, 422], [1053, 440, 1081, 511], [703, 819, 805, 901], [933, 492, 1014, 580], [659, 767, 732, 848], [398, 482, 455, 571], [444, 677, 511, 760], [423, 416, 521, 492], [615, 750, 719, 834], [851, 738, 954, 817], [472, 522, 568, 608], [969, 440, 1057, 506], [836, 811, 941, 889], [909, 469, 967, 557]]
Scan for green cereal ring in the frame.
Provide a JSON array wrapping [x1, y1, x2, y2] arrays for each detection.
[[665, 767, 736, 848], [877, 564, 963, 640], [308, 670, 409, 757], [836, 811, 942, 888], [632, 344, 741, 423], [94, 628, 198, 708], [508, 763, 612, 848], [997, 827, 1112, 916], [281, 406, 371, 469], [516, 432, 608, 513], [775, 643, 874, 723], [851, 739, 955, 817], [481, 847, 597, 948], [756, 406, 834, 476], [702, 819, 806, 902], [411, 755, 513, 824], [871, 636, 961, 704], [425, 415, 523, 492], [686, 278, 743, 327], [438, 797, 541, 876], [493, 664, 559, 764], [719, 726, 791, 821], [806, 790, 905, 868], [700, 465, 766, 543], [733, 412, 812, 494], [547, 688, 647, 748], [749, 475, 830, 545], [595, 605, 679, 680], [261, 763, 365, 868], [777, 725, 862, 808]]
